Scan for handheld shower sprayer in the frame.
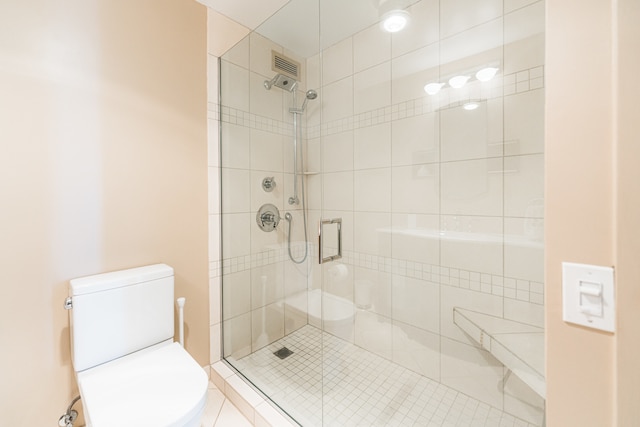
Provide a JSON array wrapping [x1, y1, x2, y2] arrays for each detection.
[[300, 90, 318, 111], [290, 89, 318, 114]]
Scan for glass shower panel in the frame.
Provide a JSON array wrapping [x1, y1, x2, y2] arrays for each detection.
[[219, 0, 324, 423], [219, 0, 545, 426]]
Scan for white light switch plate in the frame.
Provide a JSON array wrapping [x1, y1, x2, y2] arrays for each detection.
[[562, 262, 615, 332]]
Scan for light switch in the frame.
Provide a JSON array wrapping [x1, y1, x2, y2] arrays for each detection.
[[562, 262, 615, 332], [579, 280, 603, 316]]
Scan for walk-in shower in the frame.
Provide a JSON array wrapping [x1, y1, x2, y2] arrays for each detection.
[[218, 0, 546, 425]]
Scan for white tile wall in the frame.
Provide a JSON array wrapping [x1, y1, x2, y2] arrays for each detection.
[[221, 213, 251, 258], [321, 77, 354, 123], [353, 212, 392, 257], [354, 62, 391, 114], [250, 263, 284, 309], [391, 213, 440, 264], [391, 0, 440, 58], [504, 89, 545, 155], [391, 164, 440, 214], [440, 0, 503, 39], [439, 17, 503, 66], [441, 158, 504, 216], [220, 123, 250, 169], [322, 37, 353, 85], [391, 113, 439, 166], [354, 168, 392, 212], [354, 310, 393, 360], [250, 129, 284, 172], [220, 61, 249, 111], [504, 2, 545, 74], [440, 337, 505, 409], [391, 43, 439, 104], [354, 123, 391, 170], [391, 275, 440, 333], [251, 303, 285, 351], [321, 130, 353, 172], [221, 168, 251, 214], [504, 154, 544, 217], [353, 24, 390, 73], [392, 320, 441, 380]]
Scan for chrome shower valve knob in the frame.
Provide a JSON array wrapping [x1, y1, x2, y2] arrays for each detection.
[[256, 204, 281, 232], [262, 176, 276, 192]]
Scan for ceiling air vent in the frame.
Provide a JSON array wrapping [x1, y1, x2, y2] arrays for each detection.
[[272, 51, 300, 80]]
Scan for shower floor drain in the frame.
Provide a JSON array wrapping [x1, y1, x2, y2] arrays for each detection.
[[273, 347, 293, 359]]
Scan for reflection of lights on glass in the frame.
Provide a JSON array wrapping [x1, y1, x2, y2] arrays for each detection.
[[382, 10, 410, 33], [476, 67, 499, 82], [463, 102, 479, 110], [424, 82, 444, 95], [448, 75, 470, 88]]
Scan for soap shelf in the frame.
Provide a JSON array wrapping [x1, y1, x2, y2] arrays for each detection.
[[453, 307, 545, 399]]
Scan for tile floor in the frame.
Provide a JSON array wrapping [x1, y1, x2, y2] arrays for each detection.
[[228, 325, 538, 427], [201, 381, 252, 427]]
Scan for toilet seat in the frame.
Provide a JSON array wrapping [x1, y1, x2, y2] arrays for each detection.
[[76, 341, 208, 427]]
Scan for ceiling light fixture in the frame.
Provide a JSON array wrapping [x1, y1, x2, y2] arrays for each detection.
[[378, 0, 411, 33], [381, 9, 410, 33], [424, 82, 444, 95], [448, 75, 470, 89], [475, 67, 499, 82], [463, 102, 480, 111]]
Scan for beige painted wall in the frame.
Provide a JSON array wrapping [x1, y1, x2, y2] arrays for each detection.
[[546, 0, 640, 425], [0, 0, 207, 425], [614, 0, 640, 424]]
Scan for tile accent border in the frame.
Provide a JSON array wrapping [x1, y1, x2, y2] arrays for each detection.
[[210, 65, 545, 143], [210, 247, 544, 306]]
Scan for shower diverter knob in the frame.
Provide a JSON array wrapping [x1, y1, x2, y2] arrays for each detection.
[[256, 204, 280, 232]]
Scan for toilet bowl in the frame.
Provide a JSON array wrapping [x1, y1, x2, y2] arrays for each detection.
[[77, 341, 207, 427], [68, 264, 208, 427]]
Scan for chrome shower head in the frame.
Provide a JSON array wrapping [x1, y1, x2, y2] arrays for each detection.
[[264, 74, 298, 92], [264, 75, 278, 90]]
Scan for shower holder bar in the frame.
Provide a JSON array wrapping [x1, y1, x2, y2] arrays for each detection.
[[318, 218, 342, 264]]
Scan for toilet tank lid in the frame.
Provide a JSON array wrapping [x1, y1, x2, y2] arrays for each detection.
[[70, 264, 173, 296]]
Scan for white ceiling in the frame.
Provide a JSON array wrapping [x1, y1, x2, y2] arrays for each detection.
[[196, 0, 290, 30], [255, 0, 380, 58], [199, 0, 419, 58]]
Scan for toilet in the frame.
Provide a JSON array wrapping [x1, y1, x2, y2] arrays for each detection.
[[67, 264, 208, 427]]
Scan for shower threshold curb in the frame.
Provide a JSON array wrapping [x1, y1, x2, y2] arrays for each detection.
[[211, 360, 298, 427]]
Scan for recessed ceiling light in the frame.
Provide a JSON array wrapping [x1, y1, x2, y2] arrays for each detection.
[[381, 10, 410, 33], [463, 102, 480, 111]]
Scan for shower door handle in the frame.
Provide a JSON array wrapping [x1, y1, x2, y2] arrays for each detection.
[[318, 218, 342, 264]]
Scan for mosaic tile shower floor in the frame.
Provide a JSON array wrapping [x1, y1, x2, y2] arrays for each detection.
[[230, 325, 537, 427]]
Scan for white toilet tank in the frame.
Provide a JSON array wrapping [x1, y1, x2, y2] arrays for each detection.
[[69, 264, 175, 372]]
